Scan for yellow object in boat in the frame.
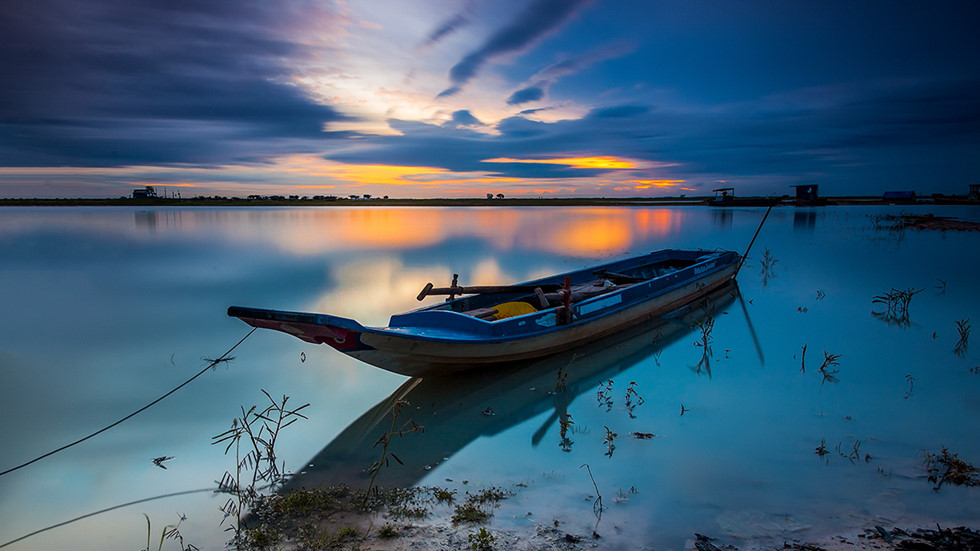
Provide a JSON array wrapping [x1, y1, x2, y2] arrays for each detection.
[[490, 301, 538, 320]]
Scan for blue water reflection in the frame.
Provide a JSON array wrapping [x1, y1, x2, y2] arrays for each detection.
[[0, 206, 978, 550]]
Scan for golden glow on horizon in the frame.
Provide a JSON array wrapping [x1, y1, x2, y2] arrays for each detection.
[[271, 155, 522, 188], [131, 182, 199, 188], [1, 154, 686, 199], [628, 179, 685, 189], [482, 156, 638, 170]]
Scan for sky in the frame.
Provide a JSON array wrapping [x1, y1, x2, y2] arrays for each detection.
[[1, 0, 978, 199]]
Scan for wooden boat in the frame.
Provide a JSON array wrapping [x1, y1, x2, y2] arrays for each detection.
[[227, 249, 740, 377]]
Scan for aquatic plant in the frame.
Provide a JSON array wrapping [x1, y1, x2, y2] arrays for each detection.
[[596, 379, 614, 411], [433, 487, 457, 505], [827, 440, 872, 464], [815, 438, 829, 459], [554, 366, 568, 393], [651, 327, 665, 365], [871, 287, 923, 327], [554, 354, 577, 393], [151, 455, 174, 469], [559, 413, 575, 453], [142, 513, 196, 551], [468, 527, 495, 550], [364, 400, 424, 506], [212, 390, 309, 541], [603, 426, 618, 458], [800, 344, 808, 373], [580, 463, 604, 536], [954, 318, 970, 357], [759, 247, 778, 286], [468, 486, 511, 505], [921, 448, 979, 490], [377, 523, 399, 538], [693, 316, 714, 376], [818, 351, 841, 385], [624, 381, 645, 419], [292, 524, 362, 550], [452, 487, 510, 525], [904, 374, 915, 399]]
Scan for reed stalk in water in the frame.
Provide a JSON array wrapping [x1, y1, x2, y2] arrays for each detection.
[[954, 318, 970, 357]]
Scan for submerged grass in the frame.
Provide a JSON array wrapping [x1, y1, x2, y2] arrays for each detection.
[[241, 485, 470, 548], [451, 487, 512, 525]]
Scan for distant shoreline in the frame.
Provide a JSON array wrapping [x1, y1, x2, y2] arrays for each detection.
[[1, 195, 975, 207]]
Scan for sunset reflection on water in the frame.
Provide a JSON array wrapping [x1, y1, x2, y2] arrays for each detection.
[[125, 206, 690, 258]]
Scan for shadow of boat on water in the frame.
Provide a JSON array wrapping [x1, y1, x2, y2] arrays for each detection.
[[282, 282, 739, 493]]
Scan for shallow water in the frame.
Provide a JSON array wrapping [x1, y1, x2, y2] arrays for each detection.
[[0, 205, 978, 550]]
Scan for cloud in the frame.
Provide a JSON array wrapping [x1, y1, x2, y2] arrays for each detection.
[[506, 41, 636, 105], [446, 110, 486, 128], [590, 105, 652, 119], [0, 0, 348, 167], [506, 84, 546, 105], [331, 78, 980, 195], [422, 12, 471, 47], [438, 0, 592, 97]]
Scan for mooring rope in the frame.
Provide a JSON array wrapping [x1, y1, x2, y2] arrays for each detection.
[[734, 203, 774, 278], [0, 488, 215, 548], [0, 328, 257, 478]]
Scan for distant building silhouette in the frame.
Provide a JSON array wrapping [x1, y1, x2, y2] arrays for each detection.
[[132, 186, 157, 199]]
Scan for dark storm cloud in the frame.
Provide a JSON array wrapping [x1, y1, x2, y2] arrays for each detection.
[[438, 0, 592, 97], [0, 0, 346, 167]]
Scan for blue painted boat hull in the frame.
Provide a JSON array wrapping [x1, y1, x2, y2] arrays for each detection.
[[228, 249, 740, 377]]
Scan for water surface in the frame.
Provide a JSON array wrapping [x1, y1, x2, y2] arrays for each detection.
[[1, 206, 978, 550]]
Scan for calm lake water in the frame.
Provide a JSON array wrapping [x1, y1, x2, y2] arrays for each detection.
[[1, 205, 978, 550]]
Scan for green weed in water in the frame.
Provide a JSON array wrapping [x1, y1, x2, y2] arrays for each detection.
[[468, 527, 495, 550]]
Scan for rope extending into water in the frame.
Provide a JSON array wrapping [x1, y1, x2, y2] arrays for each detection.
[[0, 328, 257, 478], [734, 204, 774, 278], [0, 488, 215, 548]]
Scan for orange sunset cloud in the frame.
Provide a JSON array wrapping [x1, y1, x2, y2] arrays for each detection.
[[482, 156, 638, 170]]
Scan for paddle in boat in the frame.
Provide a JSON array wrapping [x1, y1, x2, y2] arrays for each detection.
[[227, 249, 742, 377]]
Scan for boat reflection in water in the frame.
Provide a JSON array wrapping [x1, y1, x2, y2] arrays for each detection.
[[282, 282, 737, 493]]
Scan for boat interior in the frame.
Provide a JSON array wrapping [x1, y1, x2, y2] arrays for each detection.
[[442, 257, 701, 322]]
